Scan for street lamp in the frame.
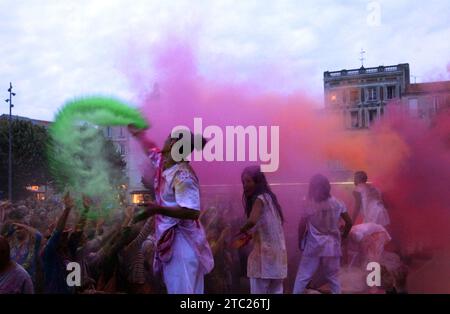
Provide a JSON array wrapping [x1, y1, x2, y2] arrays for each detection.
[[5, 82, 15, 201]]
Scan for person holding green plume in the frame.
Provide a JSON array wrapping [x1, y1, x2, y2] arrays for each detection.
[[129, 125, 213, 294]]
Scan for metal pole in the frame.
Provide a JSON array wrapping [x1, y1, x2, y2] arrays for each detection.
[[6, 82, 14, 202], [8, 93, 12, 202]]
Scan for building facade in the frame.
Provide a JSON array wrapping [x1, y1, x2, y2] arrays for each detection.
[[400, 81, 450, 122], [324, 63, 410, 129], [103, 126, 150, 203], [323, 63, 450, 180]]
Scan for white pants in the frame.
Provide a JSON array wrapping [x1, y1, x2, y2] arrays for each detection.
[[250, 278, 284, 294], [163, 231, 204, 294], [293, 256, 341, 294]]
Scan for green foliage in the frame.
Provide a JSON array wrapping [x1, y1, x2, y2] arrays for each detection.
[[0, 119, 50, 200]]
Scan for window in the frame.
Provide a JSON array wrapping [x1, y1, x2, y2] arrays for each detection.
[[330, 94, 337, 102], [132, 193, 145, 204], [106, 126, 112, 138], [350, 111, 360, 128], [119, 143, 126, 155], [433, 96, 439, 113], [119, 127, 124, 137], [36, 193, 46, 201], [367, 87, 377, 101], [327, 159, 346, 171], [132, 193, 152, 204], [387, 86, 396, 99], [350, 90, 359, 103], [369, 109, 378, 123], [408, 98, 418, 117]]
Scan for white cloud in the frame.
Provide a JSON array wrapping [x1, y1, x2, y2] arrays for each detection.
[[0, 0, 449, 120]]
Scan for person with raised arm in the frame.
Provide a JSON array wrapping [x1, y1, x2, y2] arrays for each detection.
[[128, 125, 213, 294]]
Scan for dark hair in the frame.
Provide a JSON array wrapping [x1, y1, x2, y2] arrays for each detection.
[[354, 171, 368, 183], [241, 165, 284, 223], [307, 174, 331, 202], [171, 129, 207, 157], [0, 236, 11, 270]]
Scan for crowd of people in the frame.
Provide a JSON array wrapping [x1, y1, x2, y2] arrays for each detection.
[[0, 126, 409, 294]]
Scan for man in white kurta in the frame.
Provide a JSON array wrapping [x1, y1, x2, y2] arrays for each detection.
[[152, 156, 214, 294], [353, 171, 390, 227], [130, 127, 214, 294], [350, 171, 392, 270]]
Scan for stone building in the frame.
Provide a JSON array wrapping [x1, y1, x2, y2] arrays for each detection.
[[103, 126, 151, 204], [323, 63, 450, 180], [400, 81, 450, 121], [324, 63, 410, 129]]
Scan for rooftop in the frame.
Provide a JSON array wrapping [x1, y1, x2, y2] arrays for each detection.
[[324, 63, 409, 79], [405, 81, 450, 95], [0, 114, 52, 127]]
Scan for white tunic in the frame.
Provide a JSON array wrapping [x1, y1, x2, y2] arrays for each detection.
[[247, 193, 287, 279], [148, 149, 214, 279], [355, 184, 390, 226], [302, 197, 347, 257]]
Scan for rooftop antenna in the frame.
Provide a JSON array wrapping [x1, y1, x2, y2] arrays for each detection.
[[359, 48, 366, 67], [411, 75, 420, 83]]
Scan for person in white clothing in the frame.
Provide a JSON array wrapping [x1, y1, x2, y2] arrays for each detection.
[[340, 171, 395, 291], [237, 165, 287, 294], [129, 125, 214, 294], [352, 171, 390, 227], [293, 174, 352, 294]]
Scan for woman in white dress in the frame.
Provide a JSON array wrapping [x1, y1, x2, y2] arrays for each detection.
[[293, 174, 353, 294], [237, 165, 287, 294]]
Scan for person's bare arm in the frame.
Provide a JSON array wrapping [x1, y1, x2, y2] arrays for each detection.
[[239, 198, 264, 234], [122, 205, 135, 227], [352, 191, 362, 223], [12, 223, 42, 239], [146, 202, 200, 220], [56, 192, 73, 232], [298, 216, 307, 246], [75, 195, 91, 232], [210, 227, 230, 255], [218, 226, 230, 244], [340, 212, 353, 239], [125, 218, 154, 252]]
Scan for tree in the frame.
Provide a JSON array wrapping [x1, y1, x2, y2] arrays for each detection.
[[0, 119, 50, 200]]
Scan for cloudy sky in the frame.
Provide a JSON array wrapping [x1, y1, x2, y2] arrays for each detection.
[[1, 0, 449, 121]]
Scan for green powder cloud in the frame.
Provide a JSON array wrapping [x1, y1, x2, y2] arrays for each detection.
[[47, 96, 149, 219]]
